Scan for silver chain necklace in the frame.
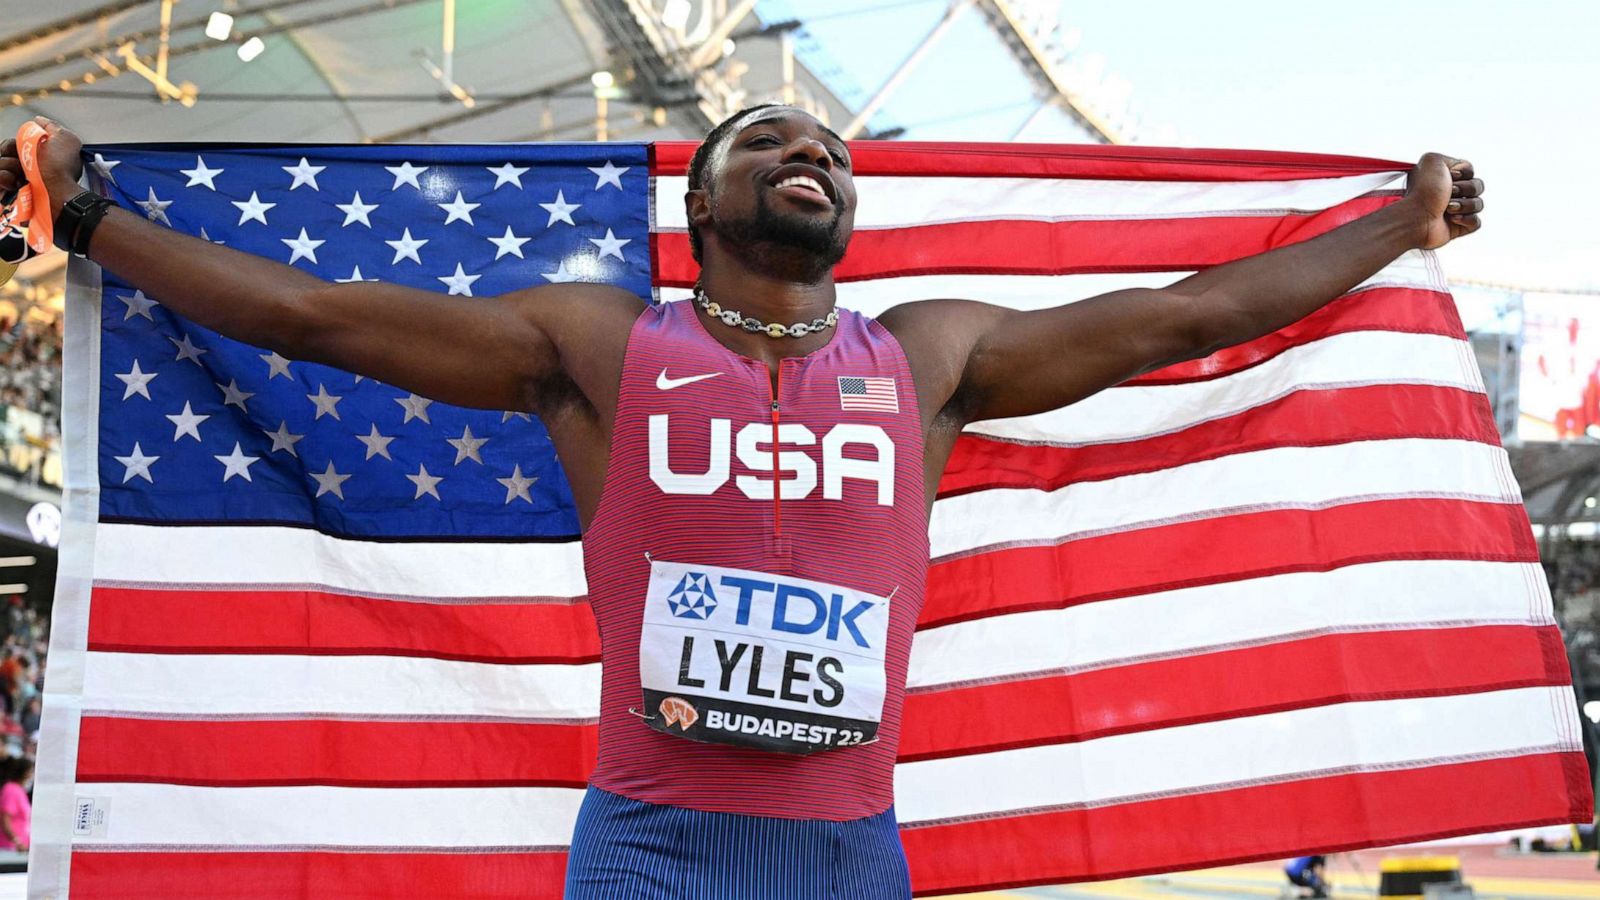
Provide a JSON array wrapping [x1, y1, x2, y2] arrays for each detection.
[[695, 286, 839, 339]]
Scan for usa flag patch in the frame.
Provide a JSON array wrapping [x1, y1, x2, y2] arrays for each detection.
[[837, 376, 898, 413]]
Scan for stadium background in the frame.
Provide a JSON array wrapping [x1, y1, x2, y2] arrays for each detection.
[[0, 1, 1594, 896]]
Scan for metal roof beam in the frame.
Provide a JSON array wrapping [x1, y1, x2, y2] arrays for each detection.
[[840, 0, 970, 140], [970, 0, 1122, 144], [0, 0, 147, 56]]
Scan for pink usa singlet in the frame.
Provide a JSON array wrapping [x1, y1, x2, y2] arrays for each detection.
[[582, 298, 927, 820]]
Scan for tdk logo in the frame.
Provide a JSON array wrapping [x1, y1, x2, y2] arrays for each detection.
[[722, 575, 876, 649], [666, 572, 719, 620]]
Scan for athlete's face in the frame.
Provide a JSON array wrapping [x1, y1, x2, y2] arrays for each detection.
[[696, 108, 856, 269]]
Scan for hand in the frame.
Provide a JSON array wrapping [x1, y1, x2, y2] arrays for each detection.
[[1404, 152, 1484, 250], [0, 116, 85, 221]]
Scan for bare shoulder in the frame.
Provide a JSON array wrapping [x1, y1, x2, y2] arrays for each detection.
[[506, 282, 647, 339], [876, 298, 1010, 425], [500, 282, 647, 419]]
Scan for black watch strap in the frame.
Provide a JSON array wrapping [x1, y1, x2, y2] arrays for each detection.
[[53, 191, 116, 257]]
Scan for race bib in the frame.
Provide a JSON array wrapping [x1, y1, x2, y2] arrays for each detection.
[[639, 559, 891, 754]]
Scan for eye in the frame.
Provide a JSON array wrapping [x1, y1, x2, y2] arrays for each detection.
[[746, 134, 780, 147], [830, 150, 849, 168]]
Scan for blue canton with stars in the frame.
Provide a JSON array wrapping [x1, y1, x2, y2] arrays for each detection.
[[87, 141, 651, 540]]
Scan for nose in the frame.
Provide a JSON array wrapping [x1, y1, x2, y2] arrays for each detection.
[[782, 136, 833, 171]]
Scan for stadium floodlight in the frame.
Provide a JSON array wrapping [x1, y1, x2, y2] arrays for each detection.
[[206, 12, 234, 41], [1587, 496, 1596, 509], [1586, 701, 1600, 724], [662, 0, 692, 30], [591, 71, 615, 89], [238, 36, 265, 62], [723, 39, 736, 58]]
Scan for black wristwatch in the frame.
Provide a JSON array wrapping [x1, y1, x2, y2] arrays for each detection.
[[53, 190, 116, 257]]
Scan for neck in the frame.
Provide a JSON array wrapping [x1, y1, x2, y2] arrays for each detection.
[[694, 253, 839, 361]]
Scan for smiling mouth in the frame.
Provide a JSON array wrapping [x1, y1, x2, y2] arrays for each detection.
[[771, 174, 832, 204]]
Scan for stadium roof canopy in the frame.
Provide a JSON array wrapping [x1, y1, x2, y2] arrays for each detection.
[[0, 0, 858, 146]]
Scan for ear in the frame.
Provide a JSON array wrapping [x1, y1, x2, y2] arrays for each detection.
[[685, 188, 712, 233]]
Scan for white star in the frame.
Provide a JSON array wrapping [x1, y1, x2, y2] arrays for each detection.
[[355, 423, 395, 460], [385, 161, 427, 190], [540, 190, 580, 227], [165, 401, 210, 442], [385, 228, 428, 265], [168, 333, 207, 366], [438, 190, 480, 226], [488, 162, 530, 189], [406, 463, 443, 500], [282, 227, 325, 265], [488, 226, 531, 260], [114, 443, 158, 483], [501, 411, 533, 423], [137, 187, 173, 226], [588, 160, 629, 190], [119, 289, 159, 321], [310, 461, 352, 499], [260, 351, 293, 380], [395, 393, 433, 424], [181, 155, 224, 190], [214, 442, 260, 483], [264, 420, 305, 456], [336, 191, 379, 227], [232, 191, 275, 226], [446, 424, 488, 464], [115, 360, 158, 400], [90, 152, 121, 184], [217, 379, 255, 411], [541, 261, 581, 284], [307, 383, 343, 420], [588, 228, 631, 261], [437, 263, 481, 297], [283, 157, 325, 191], [496, 464, 539, 505], [336, 265, 379, 284]]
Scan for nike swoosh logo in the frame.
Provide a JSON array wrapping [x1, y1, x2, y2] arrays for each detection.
[[656, 369, 724, 390]]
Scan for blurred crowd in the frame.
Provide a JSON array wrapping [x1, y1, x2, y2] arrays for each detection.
[[1541, 540, 1600, 717], [0, 312, 62, 488], [0, 597, 43, 854]]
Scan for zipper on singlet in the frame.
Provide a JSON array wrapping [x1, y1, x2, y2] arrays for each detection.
[[768, 362, 783, 536]]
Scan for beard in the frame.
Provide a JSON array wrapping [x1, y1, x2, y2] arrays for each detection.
[[716, 189, 849, 271]]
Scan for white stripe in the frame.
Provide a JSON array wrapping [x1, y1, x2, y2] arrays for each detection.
[[71, 784, 584, 848], [907, 560, 1551, 690], [894, 686, 1579, 826], [966, 331, 1482, 447], [929, 438, 1518, 560], [653, 171, 1406, 230], [93, 523, 587, 597], [82, 652, 600, 719], [659, 250, 1445, 316], [31, 255, 109, 899]]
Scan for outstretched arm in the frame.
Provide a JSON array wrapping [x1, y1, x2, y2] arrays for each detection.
[[894, 153, 1483, 425], [0, 118, 640, 414]]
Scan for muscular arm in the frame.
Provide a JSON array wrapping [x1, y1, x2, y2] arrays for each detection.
[[2, 120, 642, 415], [888, 153, 1483, 426]]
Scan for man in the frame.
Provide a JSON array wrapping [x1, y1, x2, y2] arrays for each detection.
[[1284, 855, 1331, 897], [0, 107, 1483, 898]]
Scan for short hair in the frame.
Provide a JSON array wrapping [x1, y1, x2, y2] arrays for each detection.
[[686, 102, 783, 263]]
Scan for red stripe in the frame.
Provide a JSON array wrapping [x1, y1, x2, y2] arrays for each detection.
[[922, 498, 1538, 630], [71, 849, 570, 900], [75, 717, 597, 788], [87, 586, 599, 664], [899, 625, 1571, 762], [652, 141, 1405, 180], [1127, 287, 1465, 385], [900, 752, 1594, 896], [939, 383, 1498, 496], [654, 196, 1395, 286]]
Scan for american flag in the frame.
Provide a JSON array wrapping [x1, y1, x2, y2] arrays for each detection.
[[29, 138, 1590, 899], [838, 375, 899, 413]]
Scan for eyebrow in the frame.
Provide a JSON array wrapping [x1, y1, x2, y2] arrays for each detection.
[[738, 114, 850, 155]]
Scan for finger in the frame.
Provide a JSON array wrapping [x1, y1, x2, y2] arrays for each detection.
[[0, 139, 12, 158], [1446, 197, 1484, 215], [1448, 214, 1482, 237], [1451, 177, 1484, 199], [1448, 159, 1474, 180]]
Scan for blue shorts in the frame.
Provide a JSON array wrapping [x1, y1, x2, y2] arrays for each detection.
[[564, 786, 912, 900]]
